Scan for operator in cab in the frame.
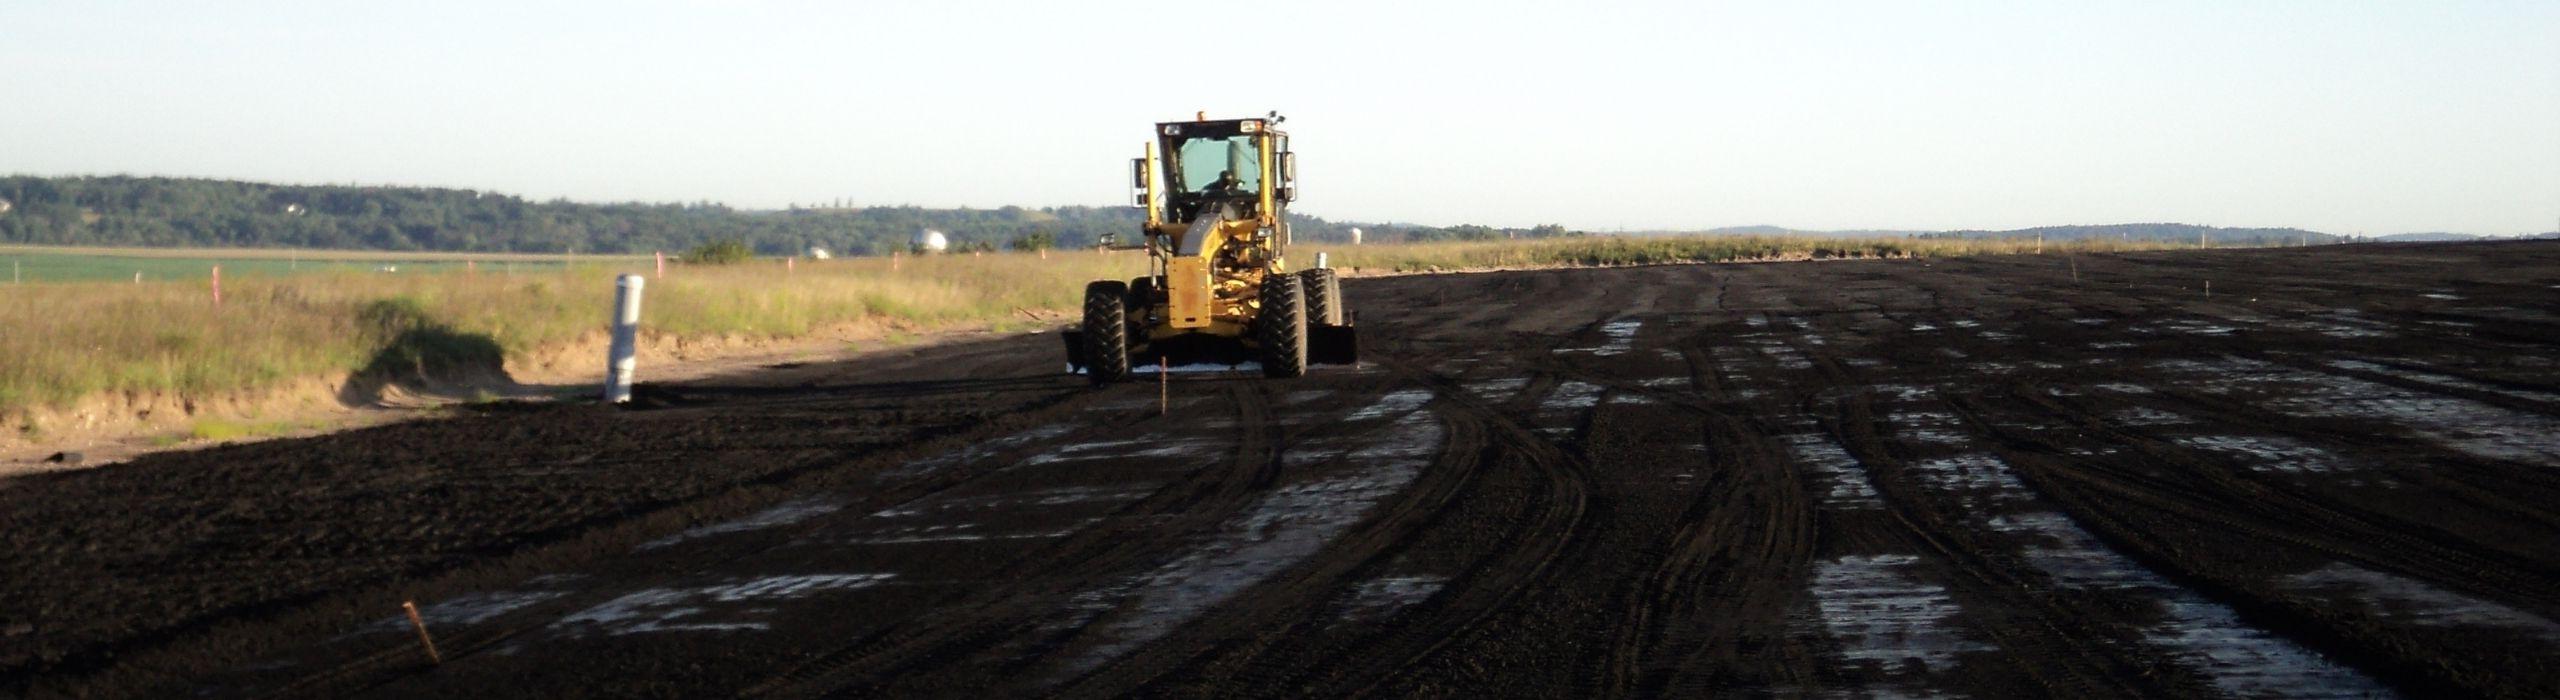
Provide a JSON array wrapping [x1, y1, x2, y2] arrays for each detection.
[[1199, 169, 1244, 196]]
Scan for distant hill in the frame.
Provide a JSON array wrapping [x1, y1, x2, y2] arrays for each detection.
[[0, 175, 1549, 255], [2371, 232, 2489, 242], [1937, 223, 2337, 244], [1676, 222, 2338, 245], [1, 175, 2520, 255]]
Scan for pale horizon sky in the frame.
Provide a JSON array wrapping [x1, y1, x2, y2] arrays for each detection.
[[4, 1, 2555, 234]]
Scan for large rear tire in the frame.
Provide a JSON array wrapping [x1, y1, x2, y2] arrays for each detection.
[[1259, 274, 1308, 378], [1083, 280, 1132, 383], [1299, 268, 1343, 326]]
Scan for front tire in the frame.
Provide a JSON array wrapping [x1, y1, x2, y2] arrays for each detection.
[[1083, 280, 1132, 383], [1259, 274, 1308, 378]]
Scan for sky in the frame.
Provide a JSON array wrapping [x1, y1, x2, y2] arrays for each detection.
[[3, 1, 2555, 234]]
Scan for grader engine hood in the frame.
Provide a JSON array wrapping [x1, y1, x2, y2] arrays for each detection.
[[1164, 203, 1258, 332]]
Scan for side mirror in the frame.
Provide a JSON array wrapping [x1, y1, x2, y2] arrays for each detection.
[[1280, 153, 1297, 202], [1128, 158, 1148, 208]]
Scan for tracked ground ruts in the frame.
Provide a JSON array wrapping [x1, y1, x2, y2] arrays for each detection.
[[6, 241, 2560, 698]]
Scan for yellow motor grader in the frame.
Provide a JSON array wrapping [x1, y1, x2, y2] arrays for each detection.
[[1063, 112, 1356, 382]]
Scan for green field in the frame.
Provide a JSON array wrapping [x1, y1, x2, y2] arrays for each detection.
[[0, 247, 602, 283]]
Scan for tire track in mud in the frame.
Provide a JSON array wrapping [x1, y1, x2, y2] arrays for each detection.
[[739, 384, 1289, 698], [1048, 385, 1516, 696], [1515, 313, 1826, 696], [1844, 388, 2397, 698], [98, 371, 1105, 699], [232, 388, 1144, 698], [1951, 383, 2560, 698], [1275, 362, 1594, 698]]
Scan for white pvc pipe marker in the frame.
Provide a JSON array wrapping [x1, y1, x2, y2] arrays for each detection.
[[604, 274, 645, 403]]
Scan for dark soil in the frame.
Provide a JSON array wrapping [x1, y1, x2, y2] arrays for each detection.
[[6, 241, 2559, 698]]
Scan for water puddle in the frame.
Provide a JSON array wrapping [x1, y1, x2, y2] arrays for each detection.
[[1801, 554, 1990, 674], [2164, 357, 2560, 463], [876, 424, 1077, 481], [1542, 381, 1606, 410], [870, 486, 1153, 518], [639, 497, 847, 550], [1464, 377, 1530, 402], [2174, 435, 2347, 474], [1893, 411, 1970, 446], [2105, 407, 2193, 427], [2328, 359, 2560, 404], [1021, 437, 1221, 466], [1781, 433, 1883, 508], [384, 590, 569, 630], [1987, 512, 2388, 697], [1905, 454, 2031, 506], [1335, 575, 1449, 622], [1346, 389, 1434, 420], [553, 573, 897, 636], [1533, 381, 1606, 437], [1554, 318, 1644, 356], [1753, 340, 1814, 370], [1283, 389, 1334, 405], [2287, 563, 2560, 643]]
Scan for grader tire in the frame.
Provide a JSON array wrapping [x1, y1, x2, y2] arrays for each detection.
[[1083, 280, 1132, 383], [1259, 274, 1308, 378], [1300, 268, 1343, 326]]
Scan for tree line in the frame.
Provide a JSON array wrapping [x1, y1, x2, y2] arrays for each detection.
[[0, 176, 1585, 255]]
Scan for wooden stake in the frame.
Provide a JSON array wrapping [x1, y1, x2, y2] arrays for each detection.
[[211, 265, 222, 306], [2205, 280, 2212, 299], [401, 600, 443, 665], [1159, 356, 1169, 416], [2069, 256, 2079, 283]]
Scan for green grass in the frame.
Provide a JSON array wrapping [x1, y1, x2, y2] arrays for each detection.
[[0, 247, 584, 283], [185, 417, 310, 443], [0, 235, 2183, 420]]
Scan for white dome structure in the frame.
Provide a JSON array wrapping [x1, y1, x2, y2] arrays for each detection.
[[914, 229, 950, 253]]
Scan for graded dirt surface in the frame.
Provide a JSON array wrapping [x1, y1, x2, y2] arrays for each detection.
[[7, 241, 2560, 698]]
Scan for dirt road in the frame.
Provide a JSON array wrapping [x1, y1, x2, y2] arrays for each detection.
[[7, 241, 2559, 698]]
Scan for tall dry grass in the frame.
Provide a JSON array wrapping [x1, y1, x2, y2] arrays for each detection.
[[0, 250, 1144, 416], [1, 235, 2179, 418]]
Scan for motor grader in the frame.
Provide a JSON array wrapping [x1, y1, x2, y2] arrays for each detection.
[[1063, 112, 1356, 382]]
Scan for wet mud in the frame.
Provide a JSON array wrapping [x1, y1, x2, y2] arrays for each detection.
[[6, 240, 2560, 698]]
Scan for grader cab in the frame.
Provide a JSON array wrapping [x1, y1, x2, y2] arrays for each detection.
[[1063, 112, 1357, 382]]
